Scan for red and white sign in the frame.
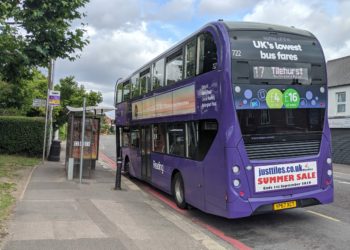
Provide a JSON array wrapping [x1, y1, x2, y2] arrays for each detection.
[[254, 161, 317, 193]]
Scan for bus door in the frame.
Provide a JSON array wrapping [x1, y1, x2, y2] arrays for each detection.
[[141, 126, 152, 180]]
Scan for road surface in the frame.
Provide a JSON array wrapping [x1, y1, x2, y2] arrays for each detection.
[[100, 135, 350, 249]]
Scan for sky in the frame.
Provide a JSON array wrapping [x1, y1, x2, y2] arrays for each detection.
[[55, 0, 350, 108]]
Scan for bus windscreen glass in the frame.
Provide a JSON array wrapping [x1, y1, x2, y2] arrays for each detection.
[[237, 108, 325, 144]]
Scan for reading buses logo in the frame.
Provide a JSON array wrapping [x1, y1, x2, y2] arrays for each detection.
[[153, 160, 164, 174]]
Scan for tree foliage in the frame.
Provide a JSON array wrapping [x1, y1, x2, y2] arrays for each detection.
[[53, 76, 103, 128], [0, 69, 47, 114], [0, 0, 89, 95]]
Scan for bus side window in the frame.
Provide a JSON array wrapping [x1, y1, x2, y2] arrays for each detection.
[[123, 81, 131, 101], [167, 123, 185, 157], [117, 83, 123, 103], [122, 128, 130, 147], [153, 124, 166, 153], [197, 32, 217, 75], [131, 74, 140, 98], [196, 120, 218, 160], [152, 58, 165, 90], [185, 39, 196, 79], [131, 128, 140, 148], [166, 49, 183, 86], [187, 122, 199, 159], [140, 68, 150, 95]]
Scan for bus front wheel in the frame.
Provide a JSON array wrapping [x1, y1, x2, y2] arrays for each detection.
[[173, 173, 187, 209]]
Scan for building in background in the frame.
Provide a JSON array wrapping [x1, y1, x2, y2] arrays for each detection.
[[327, 55, 350, 164]]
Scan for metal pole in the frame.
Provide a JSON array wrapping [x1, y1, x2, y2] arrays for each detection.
[[114, 126, 122, 190], [79, 97, 86, 184], [42, 89, 50, 162], [47, 59, 54, 157]]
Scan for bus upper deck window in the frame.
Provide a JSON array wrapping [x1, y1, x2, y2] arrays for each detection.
[[197, 32, 217, 75], [185, 39, 196, 79], [131, 74, 140, 98], [166, 49, 183, 86], [116, 83, 123, 103], [140, 68, 150, 95], [123, 81, 131, 101], [152, 58, 165, 90]]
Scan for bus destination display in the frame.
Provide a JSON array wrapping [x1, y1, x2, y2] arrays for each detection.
[[253, 66, 309, 80]]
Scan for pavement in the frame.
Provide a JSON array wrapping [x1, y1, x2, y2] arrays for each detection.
[[1, 152, 232, 250]]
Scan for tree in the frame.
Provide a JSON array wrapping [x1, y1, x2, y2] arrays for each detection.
[[0, 69, 49, 115], [24, 69, 48, 116], [0, 0, 89, 107], [53, 76, 103, 128]]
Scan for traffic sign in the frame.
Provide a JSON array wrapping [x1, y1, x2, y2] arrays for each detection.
[[32, 98, 46, 107]]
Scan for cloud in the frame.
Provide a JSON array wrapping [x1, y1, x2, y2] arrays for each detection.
[[243, 0, 350, 60], [145, 0, 196, 21], [84, 0, 143, 30], [55, 22, 171, 106], [198, 0, 258, 15]]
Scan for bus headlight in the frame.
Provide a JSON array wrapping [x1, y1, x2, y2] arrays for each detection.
[[326, 158, 332, 165], [233, 179, 240, 187], [327, 169, 332, 176], [246, 165, 252, 171], [232, 166, 240, 174]]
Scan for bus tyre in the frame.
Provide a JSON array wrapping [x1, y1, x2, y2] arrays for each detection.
[[173, 173, 187, 209]]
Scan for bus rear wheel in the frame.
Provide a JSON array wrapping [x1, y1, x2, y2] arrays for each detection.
[[173, 173, 187, 209]]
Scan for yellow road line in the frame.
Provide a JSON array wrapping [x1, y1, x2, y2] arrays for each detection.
[[306, 210, 340, 222]]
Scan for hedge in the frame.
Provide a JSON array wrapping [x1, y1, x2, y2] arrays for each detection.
[[0, 116, 46, 156]]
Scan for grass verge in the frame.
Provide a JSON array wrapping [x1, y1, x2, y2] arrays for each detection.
[[0, 155, 40, 238]]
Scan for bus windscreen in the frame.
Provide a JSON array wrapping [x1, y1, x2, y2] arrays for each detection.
[[237, 108, 324, 144]]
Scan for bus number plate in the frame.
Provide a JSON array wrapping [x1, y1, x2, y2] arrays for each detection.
[[273, 201, 297, 211]]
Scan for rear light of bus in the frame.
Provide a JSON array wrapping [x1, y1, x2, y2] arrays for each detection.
[[326, 158, 332, 165], [327, 169, 332, 176], [233, 179, 240, 187], [232, 166, 240, 174]]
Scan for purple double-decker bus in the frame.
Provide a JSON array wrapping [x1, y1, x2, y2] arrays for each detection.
[[114, 21, 333, 218]]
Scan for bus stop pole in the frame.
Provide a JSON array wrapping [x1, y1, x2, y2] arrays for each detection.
[[114, 126, 122, 190], [79, 98, 86, 184], [42, 89, 50, 162]]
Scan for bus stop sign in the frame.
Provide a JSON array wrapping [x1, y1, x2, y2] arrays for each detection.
[[49, 90, 60, 106]]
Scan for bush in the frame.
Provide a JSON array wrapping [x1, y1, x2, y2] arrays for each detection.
[[0, 116, 46, 156], [0, 108, 24, 116]]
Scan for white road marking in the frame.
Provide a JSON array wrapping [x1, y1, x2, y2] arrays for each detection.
[[306, 210, 340, 222], [334, 171, 350, 177], [336, 180, 350, 185]]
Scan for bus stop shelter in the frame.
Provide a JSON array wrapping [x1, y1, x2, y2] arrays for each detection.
[[65, 105, 115, 180]]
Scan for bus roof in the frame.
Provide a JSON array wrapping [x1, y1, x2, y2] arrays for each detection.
[[223, 21, 314, 38]]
